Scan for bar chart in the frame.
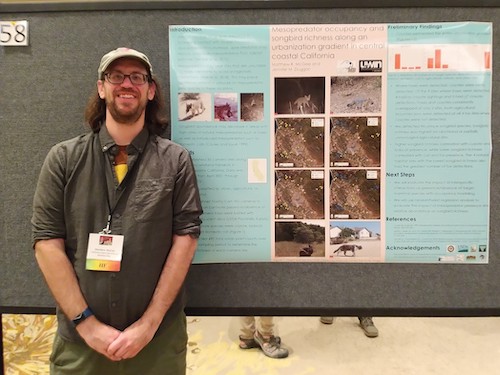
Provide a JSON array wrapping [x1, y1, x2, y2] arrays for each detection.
[[389, 44, 491, 72]]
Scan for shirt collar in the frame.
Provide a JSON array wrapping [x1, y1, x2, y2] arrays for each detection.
[[99, 124, 150, 155]]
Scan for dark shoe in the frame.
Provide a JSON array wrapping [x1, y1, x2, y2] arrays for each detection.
[[239, 335, 260, 349]]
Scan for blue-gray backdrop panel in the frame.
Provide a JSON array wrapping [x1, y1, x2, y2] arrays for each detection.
[[1, 4, 499, 315]]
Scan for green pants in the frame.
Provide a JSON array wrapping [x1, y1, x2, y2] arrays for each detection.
[[50, 312, 187, 375]]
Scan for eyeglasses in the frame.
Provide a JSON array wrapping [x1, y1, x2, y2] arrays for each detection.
[[104, 72, 150, 85]]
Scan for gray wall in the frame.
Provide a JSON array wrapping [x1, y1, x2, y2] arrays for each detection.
[[1, 5, 499, 315]]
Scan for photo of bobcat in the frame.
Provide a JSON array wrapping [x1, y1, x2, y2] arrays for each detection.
[[178, 93, 211, 122], [214, 93, 238, 121], [333, 244, 362, 257], [330, 76, 381, 114], [186, 100, 205, 116], [241, 93, 264, 121], [275, 77, 325, 115], [275, 221, 325, 258], [329, 221, 381, 261], [299, 244, 314, 257], [346, 98, 375, 111], [214, 103, 233, 121]]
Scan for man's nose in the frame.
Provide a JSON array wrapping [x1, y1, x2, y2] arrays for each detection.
[[121, 75, 134, 86]]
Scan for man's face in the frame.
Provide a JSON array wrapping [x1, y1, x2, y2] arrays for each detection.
[[97, 58, 156, 125]]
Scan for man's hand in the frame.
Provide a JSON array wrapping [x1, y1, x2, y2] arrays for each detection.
[[76, 316, 122, 361], [106, 319, 156, 360]]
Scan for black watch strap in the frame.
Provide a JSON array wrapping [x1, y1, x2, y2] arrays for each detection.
[[72, 307, 94, 326]]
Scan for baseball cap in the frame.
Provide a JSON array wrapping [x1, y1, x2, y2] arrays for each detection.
[[97, 47, 153, 79]]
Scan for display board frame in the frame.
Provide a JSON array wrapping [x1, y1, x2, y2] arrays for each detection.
[[0, 4, 499, 318]]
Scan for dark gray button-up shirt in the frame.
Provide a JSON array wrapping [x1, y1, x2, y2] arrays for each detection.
[[32, 125, 203, 342]]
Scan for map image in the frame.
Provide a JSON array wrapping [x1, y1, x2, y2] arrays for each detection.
[[275, 170, 324, 220], [330, 117, 381, 167], [330, 169, 380, 220], [275, 118, 324, 168]]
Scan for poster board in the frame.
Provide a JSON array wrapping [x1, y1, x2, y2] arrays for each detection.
[[169, 22, 491, 265]]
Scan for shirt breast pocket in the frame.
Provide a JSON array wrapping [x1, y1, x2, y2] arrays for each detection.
[[133, 177, 174, 222]]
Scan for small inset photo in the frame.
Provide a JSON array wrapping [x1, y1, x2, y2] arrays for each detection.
[[275, 220, 325, 258], [214, 93, 238, 121], [240, 93, 264, 121], [330, 76, 381, 114], [99, 235, 113, 245], [178, 93, 211, 121], [275, 77, 325, 115], [328, 221, 381, 260]]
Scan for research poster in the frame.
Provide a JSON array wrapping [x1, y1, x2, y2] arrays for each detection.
[[169, 22, 491, 264]]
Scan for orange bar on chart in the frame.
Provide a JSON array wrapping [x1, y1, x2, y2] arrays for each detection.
[[395, 54, 401, 69], [435, 49, 441, 69], [485, 51, 491, 69], [427, 58, 434, 69]]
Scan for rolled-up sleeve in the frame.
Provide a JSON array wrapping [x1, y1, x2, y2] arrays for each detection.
[[172, 150, 203, 238], [31, 145, 67, 247]]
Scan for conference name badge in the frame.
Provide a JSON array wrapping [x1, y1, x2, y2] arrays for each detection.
[[86, 233, 124, 271]]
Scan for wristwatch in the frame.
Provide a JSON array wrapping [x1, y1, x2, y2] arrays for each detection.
[[72, 307, 94, 326]]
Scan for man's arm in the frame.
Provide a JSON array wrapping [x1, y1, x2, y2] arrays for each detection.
[[34, 238, 122, 361], [107, 233, 198, 359]]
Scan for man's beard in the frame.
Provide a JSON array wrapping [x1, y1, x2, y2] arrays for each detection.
[[107, 97, 147, 125]]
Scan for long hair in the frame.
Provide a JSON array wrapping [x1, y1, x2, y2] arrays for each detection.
[[84, 76, 169, 135]]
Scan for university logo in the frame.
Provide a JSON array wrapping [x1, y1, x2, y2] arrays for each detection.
[[359, 60, 383, 72], [338, 60, 356, 73]]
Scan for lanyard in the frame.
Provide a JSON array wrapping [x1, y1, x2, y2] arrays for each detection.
[[101, 145, 143, 234]]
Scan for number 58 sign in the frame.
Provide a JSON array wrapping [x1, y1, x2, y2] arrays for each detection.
[[0, 20, 29, 46]]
